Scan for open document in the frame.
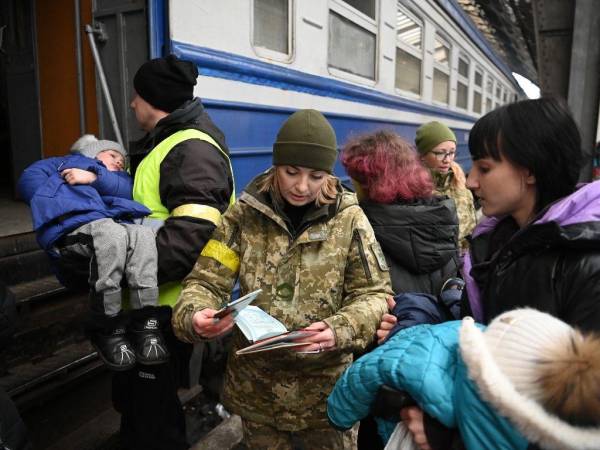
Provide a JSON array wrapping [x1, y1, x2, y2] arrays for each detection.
[[235, 306, 317, 355]]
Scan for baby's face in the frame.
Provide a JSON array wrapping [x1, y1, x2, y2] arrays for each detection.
[[97, 150, 125, 171]]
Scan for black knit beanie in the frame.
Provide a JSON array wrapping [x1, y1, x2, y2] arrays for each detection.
[[133, 54, 198, 113], [273, 109, 338, 173]]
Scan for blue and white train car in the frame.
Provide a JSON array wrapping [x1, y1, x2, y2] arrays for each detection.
[[163, 0, 521, 187], [0, 0, 521, 194]]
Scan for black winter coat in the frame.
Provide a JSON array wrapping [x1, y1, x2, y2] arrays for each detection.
[[465, 215, 600, 332], [360, 196, 460, 295], [130, 98, 234, 284]]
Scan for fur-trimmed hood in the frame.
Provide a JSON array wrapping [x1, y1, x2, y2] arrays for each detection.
[[460, 311, 600, 450], [327, 310, 600, 450]]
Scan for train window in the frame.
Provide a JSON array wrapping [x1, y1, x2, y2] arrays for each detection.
[[473, 92, 482, 113], [395, 5, 422, 96], [433, 70, 449, 104], [434, 38, 450, 66], [458, 58, 469, 78], [473, 67, 483, 113], [396, 7, 422, 50], [432, 35, 450, 104], [457, 83, 468, 110], [396, 48, 421, 95], [328, 10, 377, 80], [252, 0, 292, 58], [474, 70, 483, 87], [341, 0, 376, 19], [456, 55, 470, 110]]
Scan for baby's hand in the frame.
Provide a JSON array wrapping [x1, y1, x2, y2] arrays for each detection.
[[61, 168, 97, 185]]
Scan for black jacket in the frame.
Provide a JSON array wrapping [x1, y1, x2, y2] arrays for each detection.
[[465, 215, 600, 332], [130, 98, 234, 284], [360, 196, 459, 295]]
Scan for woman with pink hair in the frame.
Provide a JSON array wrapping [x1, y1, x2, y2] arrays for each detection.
[[341, 130, 460, 297], [341, 130, 461, 449]]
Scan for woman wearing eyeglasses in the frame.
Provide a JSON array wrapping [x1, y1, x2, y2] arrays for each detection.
[[415, 121, 477, 250]]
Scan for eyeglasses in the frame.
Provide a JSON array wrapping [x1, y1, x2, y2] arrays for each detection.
[[429, 150, 457, 161]]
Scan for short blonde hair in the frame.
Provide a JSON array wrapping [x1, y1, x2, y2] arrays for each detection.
[[257, 167, 338, 207]]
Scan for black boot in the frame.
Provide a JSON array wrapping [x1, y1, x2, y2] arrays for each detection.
[[130, 308, 170, 365], [90, 323, 136, 371]]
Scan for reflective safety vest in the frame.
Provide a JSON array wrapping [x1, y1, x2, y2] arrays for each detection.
[[133, 129, 235, 306]]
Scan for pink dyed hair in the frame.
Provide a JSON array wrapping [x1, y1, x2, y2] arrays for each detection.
[[341, 130, 434, 203]]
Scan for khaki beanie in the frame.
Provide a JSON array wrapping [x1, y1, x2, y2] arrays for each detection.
[[273, 109, 338, 173], [415, 121, 456, 155]]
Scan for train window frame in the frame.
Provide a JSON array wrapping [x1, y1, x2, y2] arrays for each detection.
[[455, 52, 470, 111], [394, 3, 423, 98], [327, 0, 379, 85], [250, 0, 294, 63], [432, 33, 451, 106], [472, 66, 484, 114]]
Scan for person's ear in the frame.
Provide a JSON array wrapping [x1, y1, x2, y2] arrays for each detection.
[[525, 170, 536, 185]]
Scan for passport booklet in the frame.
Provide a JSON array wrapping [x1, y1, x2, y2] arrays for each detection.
[[234, 305, 317, 355]]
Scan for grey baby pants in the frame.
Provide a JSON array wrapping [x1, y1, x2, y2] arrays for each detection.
[[66, 218, 158, 316]]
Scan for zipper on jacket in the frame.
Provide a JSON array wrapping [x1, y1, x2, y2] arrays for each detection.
[[227, 225, 239, 249], [354, 229, 372, 283]]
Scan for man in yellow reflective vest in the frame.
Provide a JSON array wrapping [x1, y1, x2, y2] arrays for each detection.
[[112, 54, 234, 450]]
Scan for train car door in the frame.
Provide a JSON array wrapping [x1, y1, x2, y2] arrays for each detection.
[[0, 0, 150, 198], [91, 0, 149, 148]]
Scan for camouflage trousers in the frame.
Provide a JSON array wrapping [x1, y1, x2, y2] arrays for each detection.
[[238, 419, 358, 450]]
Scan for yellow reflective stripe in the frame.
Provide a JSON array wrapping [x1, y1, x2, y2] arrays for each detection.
[[200, 239, 240, 273], [171, 204, 222, 227]]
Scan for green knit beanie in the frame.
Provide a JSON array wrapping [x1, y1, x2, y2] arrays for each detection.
[[273, 109, 338, 173], [415, 121, 457, 155]]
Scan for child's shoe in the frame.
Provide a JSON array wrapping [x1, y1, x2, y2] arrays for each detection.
[[130, 316, 170, 365], [90, 326, 136, 371], [439, 277, 465, 296]]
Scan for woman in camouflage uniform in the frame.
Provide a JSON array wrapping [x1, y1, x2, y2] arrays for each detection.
[[415, 121, 477, 250], [172, 109, 393, 450]]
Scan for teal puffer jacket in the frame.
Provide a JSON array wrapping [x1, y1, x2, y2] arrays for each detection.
[[327, 321, 528, 449]]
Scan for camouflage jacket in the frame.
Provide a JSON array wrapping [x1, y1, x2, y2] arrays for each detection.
[[172, 175, 392, 430], [433, 170, 476, 251]]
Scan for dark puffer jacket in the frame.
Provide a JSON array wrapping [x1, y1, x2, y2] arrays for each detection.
[[360, 196, 460, 295], [130, 98, 234, 284], [463, 181, 600, 333], [17, 154, 150, 251]]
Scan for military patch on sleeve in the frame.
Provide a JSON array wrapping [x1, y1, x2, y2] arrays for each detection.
[[370, 242, 389, 271]]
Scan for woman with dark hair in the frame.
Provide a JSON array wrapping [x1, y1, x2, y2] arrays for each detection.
[[387, 97, 600, 449], [463, 96, 596, 326], [341, 130, 460, 297]]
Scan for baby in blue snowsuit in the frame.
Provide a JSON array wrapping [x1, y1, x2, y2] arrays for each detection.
[[18, 137, 169, 370]]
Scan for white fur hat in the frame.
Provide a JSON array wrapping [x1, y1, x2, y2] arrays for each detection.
[[460, 310, 600, 450]]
